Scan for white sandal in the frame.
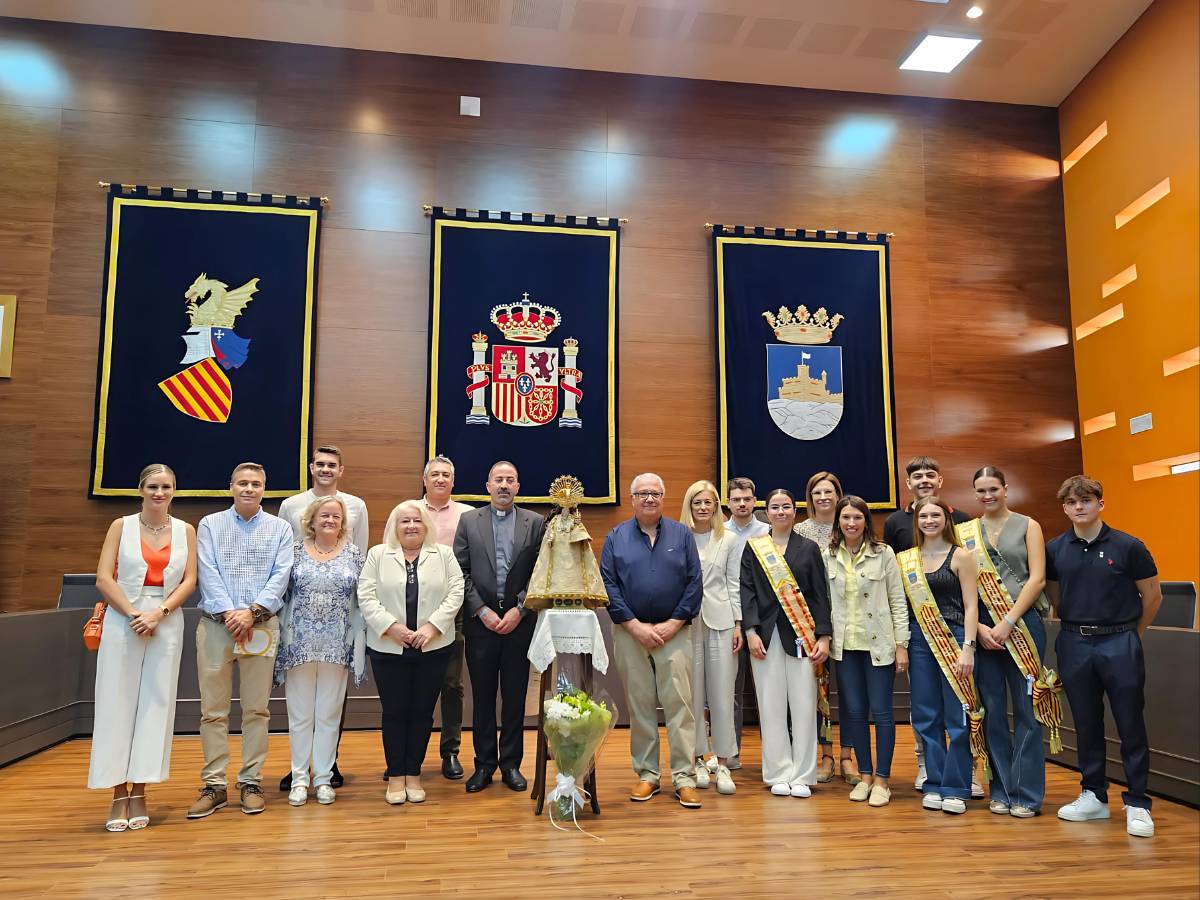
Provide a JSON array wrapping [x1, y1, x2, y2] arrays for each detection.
[[127, 794, 149, 830], [106, 797, 130, 832]]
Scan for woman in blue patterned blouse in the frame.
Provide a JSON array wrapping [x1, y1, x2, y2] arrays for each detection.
[[276, 495, 365, 807]]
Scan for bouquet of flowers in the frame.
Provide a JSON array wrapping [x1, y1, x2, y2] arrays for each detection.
[[543, 675, 614, 831]]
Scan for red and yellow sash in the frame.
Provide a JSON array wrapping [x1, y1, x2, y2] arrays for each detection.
[[897, 547, 988, 774], [747, 534, 831, 740], [957, 519, 1064, 753]]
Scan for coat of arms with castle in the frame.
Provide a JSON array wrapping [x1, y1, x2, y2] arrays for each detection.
[[464, 293, 583, 428], [761, 303, 846, 441]]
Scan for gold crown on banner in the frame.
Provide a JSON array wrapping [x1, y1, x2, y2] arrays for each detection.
[[489, 293, 560, 343], [761, 305, 844, 345]]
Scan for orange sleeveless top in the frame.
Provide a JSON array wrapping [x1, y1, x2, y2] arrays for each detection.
[[141, 539, 171, 587]]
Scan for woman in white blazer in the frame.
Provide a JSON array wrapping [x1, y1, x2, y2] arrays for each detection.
[[89, 464, 197, 832], [681, 480, 743, 795], [822, 495, 909, 807], [357, 499, 464, 805]]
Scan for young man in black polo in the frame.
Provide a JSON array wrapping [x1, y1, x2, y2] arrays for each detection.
[[883, 456, 971, 791], [1047, 475, 1161, 838]]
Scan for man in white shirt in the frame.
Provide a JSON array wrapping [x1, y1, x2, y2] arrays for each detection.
[[277, 444, 369, 791], [422, 455, 473, 780], [725, 477, 769, 771], [278, 444, 370, 552]]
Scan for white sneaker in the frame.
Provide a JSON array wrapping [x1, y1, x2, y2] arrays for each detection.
[[789, 782, 811, 798], [694, 763, 711, 789], [288, 785, 308, 806], [316, 785, 335, 805], [971, 779, 985, 799], [989, 799, 1010, 815], [770, 782, 792, 796], [942, 797, 966, 815], [727, 755, 742, 771], [914, 761, 928, 790], [1125, 807, 1155, 838], [704, 755, 719, 773], [715, 765, 736, 795], [922, 792, 943, 810], [1057, 790, 1110, 822]]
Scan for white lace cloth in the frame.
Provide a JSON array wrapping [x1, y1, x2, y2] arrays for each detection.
[[527, 610, 609, 674]]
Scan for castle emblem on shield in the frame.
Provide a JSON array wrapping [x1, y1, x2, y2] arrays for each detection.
[[762, 304, 845, 441], [465, 293, 583, 428]]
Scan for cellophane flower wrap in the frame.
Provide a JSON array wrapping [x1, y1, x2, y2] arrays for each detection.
[[543, 677, 614, 825]]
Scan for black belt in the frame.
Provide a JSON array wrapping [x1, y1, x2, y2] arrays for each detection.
[[1060, 620, 1137, 636]]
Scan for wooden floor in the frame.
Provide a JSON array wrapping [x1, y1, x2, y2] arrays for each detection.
[[2, 729, 1197, 899]]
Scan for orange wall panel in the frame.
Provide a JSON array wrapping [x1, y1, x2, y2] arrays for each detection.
[[1059, 0, 1200, 587]]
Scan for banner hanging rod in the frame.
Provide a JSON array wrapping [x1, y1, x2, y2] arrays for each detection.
[[424, 204, 627, 224], [706, 222, 894, 240], [99, 182, 330, 207]]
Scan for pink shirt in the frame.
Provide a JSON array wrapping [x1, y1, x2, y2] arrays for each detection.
[[423, 497, 473, 547]]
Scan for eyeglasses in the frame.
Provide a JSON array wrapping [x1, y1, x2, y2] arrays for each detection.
[[632, 491, 664, 500]]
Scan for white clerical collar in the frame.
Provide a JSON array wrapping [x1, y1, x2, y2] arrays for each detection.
[[492, 507, 509, 518]]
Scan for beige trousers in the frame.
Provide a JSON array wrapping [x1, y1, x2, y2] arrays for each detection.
[[196, 616, 278, 787], [612, 623, 696, 789]]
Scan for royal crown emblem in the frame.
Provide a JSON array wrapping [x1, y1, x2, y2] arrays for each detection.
[[761, 305, 844, 345], [490, 294, 560, 343], [465, 292, 582, 429], [157, 272, 262, 424]]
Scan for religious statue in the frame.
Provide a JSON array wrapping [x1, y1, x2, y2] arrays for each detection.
[[524, 475, 608, 611]]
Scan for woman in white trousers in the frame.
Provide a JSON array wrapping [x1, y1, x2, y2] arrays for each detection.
[[89, 464, 197, 832], [276, 496, 365, 806], [681, 480, 743, 795], [740, 489, 833, 798]]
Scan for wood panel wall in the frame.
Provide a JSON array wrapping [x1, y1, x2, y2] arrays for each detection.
[[0, 17, 1080, 611]]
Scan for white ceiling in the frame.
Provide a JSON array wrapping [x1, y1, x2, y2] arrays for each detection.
[[0, 0, 1155, 105]]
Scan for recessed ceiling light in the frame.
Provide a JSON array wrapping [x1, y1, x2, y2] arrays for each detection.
[[899, 34, 982, 73], [966, 5, 983, 18], [1171, 460, 1200, 475]]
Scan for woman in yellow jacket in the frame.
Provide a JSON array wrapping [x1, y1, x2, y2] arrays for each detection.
[[822, 495, 909, 807]]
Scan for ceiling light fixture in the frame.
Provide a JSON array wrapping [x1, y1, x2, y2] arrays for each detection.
[[899, 34, 981, 73], [966, 6, 983, 18]]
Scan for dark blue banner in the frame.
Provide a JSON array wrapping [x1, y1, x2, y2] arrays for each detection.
[[426, 208, 619, 503], [714, 227, 898, 508], [91, 186, 321, 497]]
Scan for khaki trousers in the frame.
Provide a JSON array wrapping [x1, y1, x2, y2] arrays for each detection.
[[196, 616, 278, 787], [612, 623, 696, 789]]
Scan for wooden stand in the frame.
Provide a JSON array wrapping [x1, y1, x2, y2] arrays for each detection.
[[530, 656, 601, 816]]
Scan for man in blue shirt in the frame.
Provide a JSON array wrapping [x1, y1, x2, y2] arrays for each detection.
[[1046, 475, 1161, 838], [602, 473, 703, 809], [187, 462, 294, 819]]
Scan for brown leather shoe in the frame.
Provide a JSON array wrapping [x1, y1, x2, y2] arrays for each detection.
[[239, 783, 266, 815], [675, 786, 702, 809], [629, 781, 660, 802], [186, 786, 227, 820]]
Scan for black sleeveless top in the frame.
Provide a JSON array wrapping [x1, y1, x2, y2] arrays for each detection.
[[926, 546, 964, 626]]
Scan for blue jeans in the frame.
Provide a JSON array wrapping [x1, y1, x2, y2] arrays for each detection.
[[836, 649, 896, 777], [976, 610, 1046, 810], [909, 621, 972, 799]]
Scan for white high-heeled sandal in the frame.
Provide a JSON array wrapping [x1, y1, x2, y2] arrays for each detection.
[[127, 794, 149, 830], [106, 797, 130, 832]]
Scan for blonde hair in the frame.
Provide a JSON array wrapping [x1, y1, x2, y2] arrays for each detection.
[[384, 500, 438, 550], [301, 495, 348, 542], [680, 480, 726, 539], [138, 463, 176, 491]]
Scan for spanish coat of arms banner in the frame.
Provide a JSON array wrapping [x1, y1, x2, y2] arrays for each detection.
[[90, 186, 321, 497], [713, 226, 898, 509], [426, 207, 619, 504]]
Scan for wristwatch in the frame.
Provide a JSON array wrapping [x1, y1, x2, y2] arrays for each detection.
[[250, 604, 269, 624], [160, 605, 171, 617], [898, 640, 909, 649], [964, 639, 977, 649]]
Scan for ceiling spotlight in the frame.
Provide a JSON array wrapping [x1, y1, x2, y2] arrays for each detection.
[[899, 34, 981, 73], [966, 5, 983, 18]]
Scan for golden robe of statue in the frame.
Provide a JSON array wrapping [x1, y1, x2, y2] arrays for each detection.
[[524, 477, 608, 611]]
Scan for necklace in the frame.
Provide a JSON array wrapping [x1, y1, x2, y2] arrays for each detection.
[[983, 512, 1011, 547], [139, 515, 169, 534], [311, 539, 340, 557]]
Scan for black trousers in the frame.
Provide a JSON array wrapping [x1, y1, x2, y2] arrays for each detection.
[[1056, 628, 1151, 809], [370, 646, 452, 778], [437, 611, 465, 758], [465, 612, 535, 772]]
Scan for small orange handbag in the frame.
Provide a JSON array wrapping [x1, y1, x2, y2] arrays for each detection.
[[82, 603, 106, 651]]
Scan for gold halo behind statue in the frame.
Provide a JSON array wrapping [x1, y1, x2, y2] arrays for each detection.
[[524, 475, 609, 612]]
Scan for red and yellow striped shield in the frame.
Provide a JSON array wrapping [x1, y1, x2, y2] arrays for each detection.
[[158, 358, 232, 423]]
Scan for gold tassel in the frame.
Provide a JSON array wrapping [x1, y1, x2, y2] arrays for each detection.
[[817, 668, 833, 741], [968, 708, 990, 783], [1032, 666, 1065, 754]]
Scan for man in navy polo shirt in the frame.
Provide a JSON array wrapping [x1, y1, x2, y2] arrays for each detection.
[[1046, 475, 1162, 838]]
